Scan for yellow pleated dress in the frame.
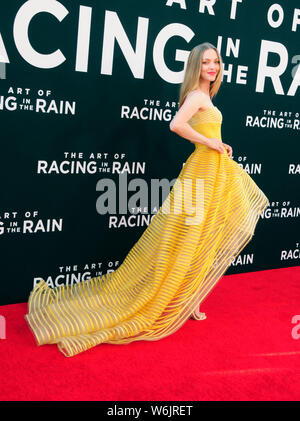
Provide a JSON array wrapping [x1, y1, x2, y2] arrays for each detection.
[[25, 105, 270, 357]]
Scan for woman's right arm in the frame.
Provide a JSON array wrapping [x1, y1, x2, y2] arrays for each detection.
[[169, 91, 225, 154]]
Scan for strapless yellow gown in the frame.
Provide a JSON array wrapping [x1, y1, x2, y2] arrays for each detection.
[[25, 106, 270, 357]]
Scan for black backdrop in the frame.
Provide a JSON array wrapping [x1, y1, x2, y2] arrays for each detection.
[[0, 0, 299, 305]]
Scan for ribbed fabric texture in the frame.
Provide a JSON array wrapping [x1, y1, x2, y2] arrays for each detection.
[[25, 106, 270, 357]]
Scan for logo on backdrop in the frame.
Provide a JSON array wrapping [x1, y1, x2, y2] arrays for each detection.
[[36, 151, 168, 229], [236, 156, 264, 174], [36, 152, 145, 175], [289, 163, 300, 174], [281, 241, 300, 262], [246, 109, 300, 130], [121, 98, 178, 122], [0, 85, 76, 115], [33, 260, 120, 288], [217, 252, 256, 268], [263, 201, 300, 220], [0, 210, 63, 235]]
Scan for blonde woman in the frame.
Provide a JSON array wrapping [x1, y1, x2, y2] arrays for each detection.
[[25, 42, 269, 357]]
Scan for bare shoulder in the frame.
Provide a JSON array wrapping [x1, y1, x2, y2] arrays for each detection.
[[186, 89, 206, 99], [184, 90, 208, 111], [170, 89, 211, 130]]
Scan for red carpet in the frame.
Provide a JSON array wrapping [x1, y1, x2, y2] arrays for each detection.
[[0, 266, 299, 401]]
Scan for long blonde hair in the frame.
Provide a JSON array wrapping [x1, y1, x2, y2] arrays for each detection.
[[178, 42, 223, 108]]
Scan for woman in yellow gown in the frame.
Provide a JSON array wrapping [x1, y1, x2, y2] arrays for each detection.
[[25, 43, 270, 357]]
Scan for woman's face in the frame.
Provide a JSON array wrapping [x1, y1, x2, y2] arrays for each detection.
[[199, 48, 220, 83]]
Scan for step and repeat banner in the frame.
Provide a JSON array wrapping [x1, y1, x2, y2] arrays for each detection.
[[0, 0, 299, 305]]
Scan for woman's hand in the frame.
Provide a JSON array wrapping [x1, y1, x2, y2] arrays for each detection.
[[206, 137, 226, 154], [222, 143, 233, 158]]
